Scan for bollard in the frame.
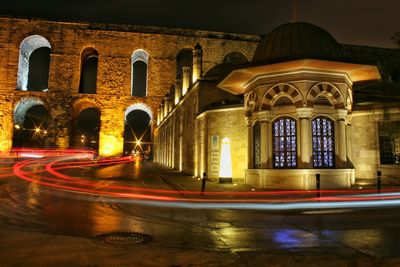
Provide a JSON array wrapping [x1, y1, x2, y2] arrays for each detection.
[[377, 170, 382, 194], [316, 173, 321, 198], [201, 172, 207, 195]]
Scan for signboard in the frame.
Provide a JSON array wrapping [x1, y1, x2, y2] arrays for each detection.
[[210, 135, 219, 177]]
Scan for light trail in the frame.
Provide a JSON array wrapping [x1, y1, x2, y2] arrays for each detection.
[[7, 148, 400, 211]]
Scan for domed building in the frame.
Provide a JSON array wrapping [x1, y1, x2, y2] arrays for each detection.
[[155, 21, 400, 189], [1, 16, 398, 189]]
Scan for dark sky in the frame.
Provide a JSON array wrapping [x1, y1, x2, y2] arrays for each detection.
[[1, 0, 399, 48]]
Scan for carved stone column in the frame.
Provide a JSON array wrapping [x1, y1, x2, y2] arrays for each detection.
[[174, 79, 182, 105], [182, 67, 190, 96], [297, 107, 313, 168], [192, 44, 202, 83]]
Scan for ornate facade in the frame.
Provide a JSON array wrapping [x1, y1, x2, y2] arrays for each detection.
[[1, 17, 399, 189], [156, 22, 400, 189]]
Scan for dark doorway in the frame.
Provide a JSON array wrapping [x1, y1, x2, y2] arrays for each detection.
[[74, 108, 100, 151]]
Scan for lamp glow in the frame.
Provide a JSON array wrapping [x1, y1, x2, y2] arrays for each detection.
[[219, 137, 232, 179]]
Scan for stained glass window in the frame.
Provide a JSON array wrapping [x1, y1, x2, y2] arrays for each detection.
[[312, 117, 335, 168], [273, 118, 297, 168], [253, 121, 261, 168]]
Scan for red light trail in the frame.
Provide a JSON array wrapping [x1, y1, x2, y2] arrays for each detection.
[[4, 148, 400, 210]]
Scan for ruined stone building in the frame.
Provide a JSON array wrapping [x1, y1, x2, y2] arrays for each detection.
[[0, 16, 257, 157], [0, 17, 399, 189]]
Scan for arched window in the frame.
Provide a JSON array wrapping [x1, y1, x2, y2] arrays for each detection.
[[253, 121, 262, 168], [272, 117, 297, 168], [17, 35, 51, 91], [131, 49, 149, 97], [79, 48, 98, 94], [312, 116, 335, 168]]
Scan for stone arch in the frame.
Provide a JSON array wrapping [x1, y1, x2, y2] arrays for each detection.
[[17, 35, 51, 91], [311, 113, 336, 122], [79, 47, 99, 94], [271, 93, 295, 107], [245, 91, 259, 114], [131, 49, 149, 97], [73, 104, 101, 150], [220, 48, 251, 64], [72, 98, 102, 122], [306, 82, 345, 109], [124, 102, 153, 122], [13, 97, 48, 126], [262, 83, 303, 110], [222, 51, 248, 65]]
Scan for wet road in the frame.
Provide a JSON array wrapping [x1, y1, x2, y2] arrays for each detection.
[[1, 157, 400, 266]]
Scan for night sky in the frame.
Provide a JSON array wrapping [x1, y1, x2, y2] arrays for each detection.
[[1, 0, 399, 48]]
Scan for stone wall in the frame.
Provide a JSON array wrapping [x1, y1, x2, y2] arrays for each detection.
[[0, 16, 260, 156], [201, 107, 248, 181], [351, 108, 400, 181]]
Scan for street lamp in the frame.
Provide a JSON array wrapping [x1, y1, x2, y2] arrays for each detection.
[[80, 135, 85, 148]]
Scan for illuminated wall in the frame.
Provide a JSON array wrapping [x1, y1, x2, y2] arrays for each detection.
[[199, 107, 247, 181], [99, 108, 124, 157], [0, 16, 259, 156]]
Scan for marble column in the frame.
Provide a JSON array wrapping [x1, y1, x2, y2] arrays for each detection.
[[297, 107, 313, 168], [253, 110, 271, 168]]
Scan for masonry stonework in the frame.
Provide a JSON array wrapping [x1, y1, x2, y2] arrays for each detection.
[[0, 17, 259, 156]]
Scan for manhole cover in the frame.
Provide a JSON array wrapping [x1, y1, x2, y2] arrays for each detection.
[[197, 222, 231, 229], [94, 232, 152, 246]]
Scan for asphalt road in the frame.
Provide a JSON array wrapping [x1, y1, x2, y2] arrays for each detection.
[[1, 157, 400, 266]]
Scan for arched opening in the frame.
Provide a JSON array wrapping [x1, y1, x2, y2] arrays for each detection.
[[272, 117, 297, 168], [131, 49, 149, 97], [223, 52, 248, 65], [124, 104, 152, 159], [17, 35, 51, 91], [13, 100, 50, 148], [74, 108, 100, 151], [27, 47, 51, 91], [79, 48, 98, 94], [176, 49, 193, 79]]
